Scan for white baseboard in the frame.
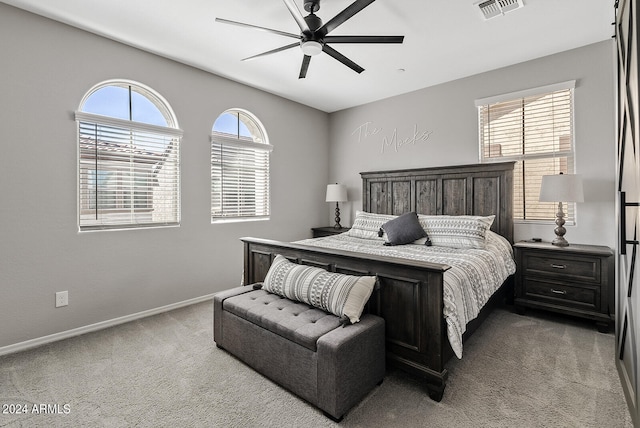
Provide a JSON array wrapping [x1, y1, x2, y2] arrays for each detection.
[[0, 294, 216, 357]]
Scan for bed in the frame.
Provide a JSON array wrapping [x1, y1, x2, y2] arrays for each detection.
[[241, 161, 515, 401]]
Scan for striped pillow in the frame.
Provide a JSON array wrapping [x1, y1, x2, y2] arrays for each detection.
[[262, 255, 376, 324], [417, 215, 495, 249], [347, 210, 395, 240]]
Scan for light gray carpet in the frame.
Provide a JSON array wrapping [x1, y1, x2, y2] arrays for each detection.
[[0, 301, 632, 427]]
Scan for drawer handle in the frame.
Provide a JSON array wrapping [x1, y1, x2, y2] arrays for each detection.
[[550, 264, 566, 269], [551, 288, 567, 295]]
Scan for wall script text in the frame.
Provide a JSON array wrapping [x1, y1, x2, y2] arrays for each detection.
[[352, 122, 433, 154]]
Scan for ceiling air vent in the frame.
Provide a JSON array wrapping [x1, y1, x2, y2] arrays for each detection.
[[476, 0, 524, 20]]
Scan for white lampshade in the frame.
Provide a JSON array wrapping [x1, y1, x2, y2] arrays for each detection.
[[326, 184, 347, 202], [539, 174, 584, 203]]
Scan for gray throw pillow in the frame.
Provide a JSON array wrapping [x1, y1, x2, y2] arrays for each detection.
[[381, 211, 427, 246]]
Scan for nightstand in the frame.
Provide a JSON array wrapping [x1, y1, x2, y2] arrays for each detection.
[[311, 227, 350, 238], [513, 241, 614, 333]]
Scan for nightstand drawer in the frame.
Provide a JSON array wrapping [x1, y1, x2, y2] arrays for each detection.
[[522, 253, 600, 283], [523, 279, 599, 311]]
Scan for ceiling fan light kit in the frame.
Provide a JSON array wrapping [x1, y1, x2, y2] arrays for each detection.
[[301, 40, 323, 56], [216, 0, 404, 79]]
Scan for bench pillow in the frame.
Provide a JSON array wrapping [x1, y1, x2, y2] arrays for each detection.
[[262, 254, 376, 324]]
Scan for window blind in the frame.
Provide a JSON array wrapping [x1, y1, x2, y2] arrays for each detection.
[[477, 82, 575, 222], [76, 111, 181, 230], [211, 133, 272, 220]]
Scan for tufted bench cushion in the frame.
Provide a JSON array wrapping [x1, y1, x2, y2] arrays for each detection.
[[223, 289, 341, 352]]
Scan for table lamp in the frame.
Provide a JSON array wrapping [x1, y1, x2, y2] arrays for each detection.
[[539, 173, 584, 246], [325, 184, 347, 229]]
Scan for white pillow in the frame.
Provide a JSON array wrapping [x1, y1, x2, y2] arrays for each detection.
[[416, 215, 495, 249], [262, 255, 377, 324], [347, 210, 396, 240]]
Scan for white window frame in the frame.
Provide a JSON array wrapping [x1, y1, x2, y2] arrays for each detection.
[[76, 80, 182, 231], [211, 109, 272, 223], [476, 80, 577, 224]]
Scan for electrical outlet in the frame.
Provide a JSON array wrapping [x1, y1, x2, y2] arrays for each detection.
[[55, 291, 68, 308]]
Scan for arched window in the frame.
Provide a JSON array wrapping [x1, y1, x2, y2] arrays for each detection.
[[76, 80, 181, 230], [211, 109, 272, 221]]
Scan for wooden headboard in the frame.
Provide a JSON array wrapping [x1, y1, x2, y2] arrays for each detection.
[[360, 162, 514, 243]]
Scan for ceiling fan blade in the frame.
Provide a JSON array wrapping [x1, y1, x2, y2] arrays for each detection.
[[282, 0, 310, 33], [318, 0, 376, 36], [324, 35, 404, 44], [322, 44, 364, 74], [215, 18, 300, 39], [242, 42, 300, 61], [299, 55, 311, 79]]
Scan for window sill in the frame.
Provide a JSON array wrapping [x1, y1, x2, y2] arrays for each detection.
[[514, 219, 577, 226], [211, 216, 270, 225]]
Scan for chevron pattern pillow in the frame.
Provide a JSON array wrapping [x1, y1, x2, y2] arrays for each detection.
[[262, 255, 377, 324], [417, 215, 495, 249]]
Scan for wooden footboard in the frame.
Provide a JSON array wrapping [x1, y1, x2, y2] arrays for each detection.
[[242, 236, 454, 400]]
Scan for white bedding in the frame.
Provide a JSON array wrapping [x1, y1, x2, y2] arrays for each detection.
[[295, 230, 516, 358]]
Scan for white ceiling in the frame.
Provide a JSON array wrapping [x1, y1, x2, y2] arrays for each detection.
[[1, 0, 613, 112]]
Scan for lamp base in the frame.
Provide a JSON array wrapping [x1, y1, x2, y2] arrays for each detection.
[[334, 203, 342, 229], [551, 202, 570, 246], [551, 236, 569, 247]]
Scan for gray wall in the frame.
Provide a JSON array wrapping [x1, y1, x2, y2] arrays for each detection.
[[0, 4, 329, 349], [328, 40, 616, 248]]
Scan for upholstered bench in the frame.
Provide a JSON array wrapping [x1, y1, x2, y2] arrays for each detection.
[[213, 281, 385, 421]]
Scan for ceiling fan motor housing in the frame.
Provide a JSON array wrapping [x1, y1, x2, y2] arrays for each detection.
[[303, 13, 323, 34]]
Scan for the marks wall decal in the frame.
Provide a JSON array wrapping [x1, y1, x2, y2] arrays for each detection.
[[352, 121, 434, 154]]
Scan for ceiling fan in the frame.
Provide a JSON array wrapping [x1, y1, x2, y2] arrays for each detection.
[[216, 0, 404, 79]]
